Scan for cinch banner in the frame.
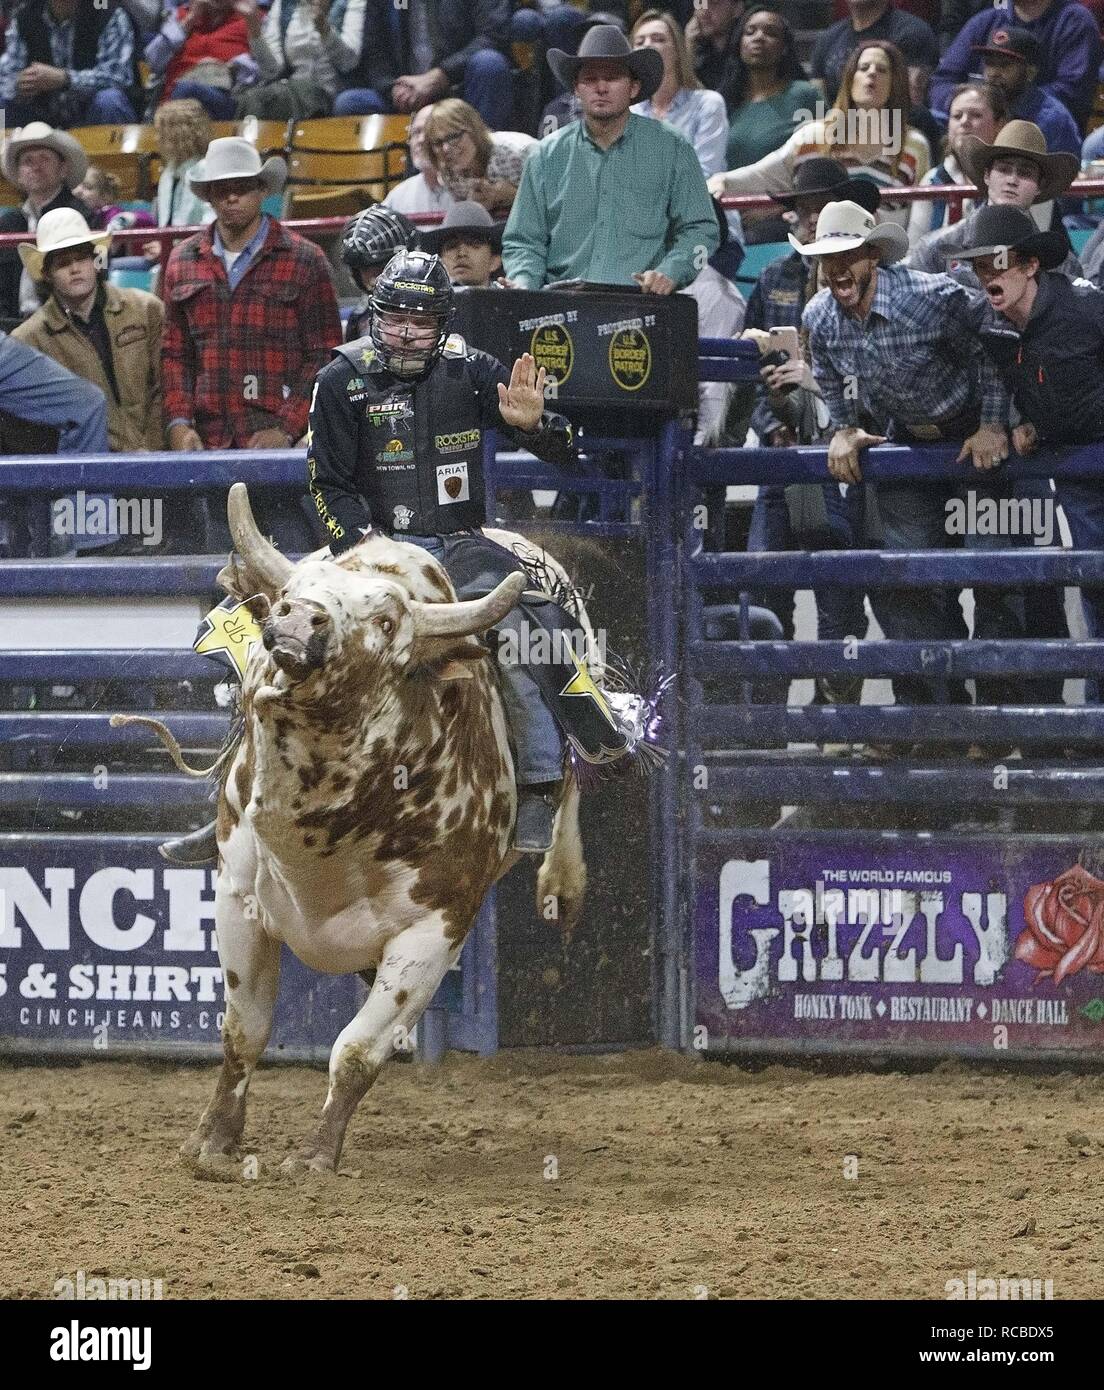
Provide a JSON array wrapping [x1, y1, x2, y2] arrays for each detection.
[[695, 834, 1104, 1058], [0, 837, 359, 1059]]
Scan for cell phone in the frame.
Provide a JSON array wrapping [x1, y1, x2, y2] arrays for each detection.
[[767, 326, 800, 362]]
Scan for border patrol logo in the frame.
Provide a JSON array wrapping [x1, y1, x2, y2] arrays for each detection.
[[608, 328, 652, 392]]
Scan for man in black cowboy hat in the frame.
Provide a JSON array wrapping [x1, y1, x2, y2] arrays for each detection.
[[960, 204, 1104, 654], [906, 120, 1083, 288], [419, 200, 504, 288], [502, 23, 718, 294]]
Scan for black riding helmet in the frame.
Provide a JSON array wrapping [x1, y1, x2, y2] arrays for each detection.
[[369, 249, 454, 380], [341, 205, 416, 284]]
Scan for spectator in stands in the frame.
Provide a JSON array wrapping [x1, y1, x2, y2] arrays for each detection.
[[421, 198, 503, 286], [11, 208, 164, 451], [234, 0, 363, 119], [685, 0, 745, 112], [811, 0, 939, 104], [502, 25, 719, 291], [537, 8, 627, 136], [0, 328, 107, 453], [336, 0, 513, 131], [381, 103, 455, 217], [0, 122, 91, 328], [741, 160, 878, 697], [0, 0, 139, 127], [931, 0, 1101, 130], [719, 9, 818, 242], [162, 137, 340, 456], [908, 80, 1008, 241], [421, 98, 536, 220], [960, 202, 1104, 648], [972, 28, 1081, 157], [906, 121, 1082, 283], [141, 98, 216, 264], [72, 165, 156, 254], [144, 0, 255, 119], [630, 9, 728, 177], [341, 202, 415, 339], [720, 10, 817, 169], [798, 199, 1010, 707], [709, 42, 931, 232]]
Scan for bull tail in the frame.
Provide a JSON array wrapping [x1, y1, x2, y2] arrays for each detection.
[[108, 713, 224, 778]]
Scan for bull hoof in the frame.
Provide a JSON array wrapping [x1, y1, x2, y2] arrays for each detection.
[[180, 1149, 245, 1183], [279, 1151, 336, 1179]]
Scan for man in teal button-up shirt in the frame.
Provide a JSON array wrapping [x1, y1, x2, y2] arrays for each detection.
[[502, 29, 719, 294]]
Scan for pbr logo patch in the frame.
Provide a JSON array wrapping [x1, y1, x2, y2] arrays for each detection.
[[393, 504, 414, 530], [436, 462, 470, 504]]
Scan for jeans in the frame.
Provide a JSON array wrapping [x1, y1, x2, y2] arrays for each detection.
[[170, 80, 238, 120], [3, 86, 138, 126], [335, 48, 514, 130], [748, 482, 867, 649], [398, 533, 565, 783]]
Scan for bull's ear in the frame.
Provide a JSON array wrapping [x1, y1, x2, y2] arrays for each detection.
[[414, 635, 488, 675], [216, 552, 280, 615]]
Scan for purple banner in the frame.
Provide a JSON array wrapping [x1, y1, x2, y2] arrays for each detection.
[[695, 834, 1104, 1058]]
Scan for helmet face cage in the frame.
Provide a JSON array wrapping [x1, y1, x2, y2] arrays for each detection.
[[341, 207, 415, 275], [369, 251, 454, 379]]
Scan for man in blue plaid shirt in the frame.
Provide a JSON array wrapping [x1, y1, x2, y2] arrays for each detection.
[[798, 199, 1011, 707], [0, 0, 139, 128]]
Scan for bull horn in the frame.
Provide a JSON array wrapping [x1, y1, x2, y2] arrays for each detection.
[[227, 482, 293, 590], [410, 572, 526, 638]]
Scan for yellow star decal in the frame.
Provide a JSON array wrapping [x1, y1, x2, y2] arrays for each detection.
[[195, 599, 263, 679], [559, 650, 616, 727]]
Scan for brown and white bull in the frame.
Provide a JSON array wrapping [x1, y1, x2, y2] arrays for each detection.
[[122, 483, 588, 1177]]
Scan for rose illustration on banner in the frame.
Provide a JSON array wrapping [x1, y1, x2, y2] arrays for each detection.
[[1017, 865, 1104, 984]]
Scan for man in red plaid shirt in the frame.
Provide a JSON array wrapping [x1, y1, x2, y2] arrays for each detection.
[[163, 137, 340, 455]]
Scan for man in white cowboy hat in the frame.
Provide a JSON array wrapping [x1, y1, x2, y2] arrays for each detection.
[[11, 207, 164, 453], [162, 136, 339, 490], [906, 120, 1084, 288], [799, 198, 1012, 709], [0, 122, 92, 327], [419, 199, 503, 288], [502, 24, 718, 294]]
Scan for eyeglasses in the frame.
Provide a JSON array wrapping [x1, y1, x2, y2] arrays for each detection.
[[428, 131, 467, 154]]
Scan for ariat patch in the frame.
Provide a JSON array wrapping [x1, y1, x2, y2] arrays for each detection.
[[436, 461, 469, 504]]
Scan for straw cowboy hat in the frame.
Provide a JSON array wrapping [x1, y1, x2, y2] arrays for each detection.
[[188, 137, 287, 196], [419, 200, 504, 253], [788, 199, 909, 263], [17, 207, 111, 282], [958, 120, 1078, 204], [547, 24, 663, 100], [950, 203, 1069, 271], [1, 122, 88, 189]]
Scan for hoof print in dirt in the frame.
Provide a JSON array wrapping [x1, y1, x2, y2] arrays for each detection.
[[279, 1153, 336, 1179]]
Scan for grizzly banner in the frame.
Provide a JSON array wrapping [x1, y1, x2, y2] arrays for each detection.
[[697, 832, 1104, 1058]]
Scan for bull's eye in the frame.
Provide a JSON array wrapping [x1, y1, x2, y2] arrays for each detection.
[[276, 602, 291, 617], [310, 614, 327, 628]]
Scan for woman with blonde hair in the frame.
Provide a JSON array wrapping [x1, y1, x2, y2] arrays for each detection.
[[630, 9, 727, 177], [142, 99, 216, 261], [422, 98, 536, 221], [709, 40, 930, 230], [908, 81, 1008, 242]]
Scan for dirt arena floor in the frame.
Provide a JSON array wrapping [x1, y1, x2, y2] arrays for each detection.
[[0, 1051, 1100, 1300]]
